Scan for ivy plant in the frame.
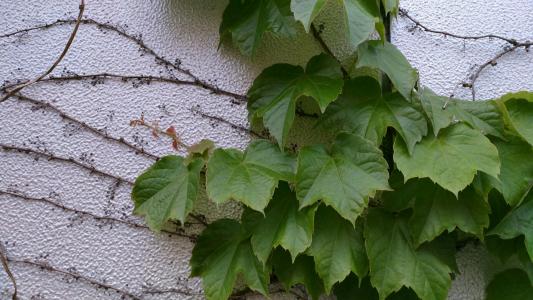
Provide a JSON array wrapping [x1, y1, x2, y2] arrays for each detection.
[[132, 1, 533, 299]]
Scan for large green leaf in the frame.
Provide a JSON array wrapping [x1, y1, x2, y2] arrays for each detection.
[[296, 132, 390, 223], [417, 87, 505, 138], [490, 193, 533, 261], [486, 269, 533, 300], [493, 137, 533, 206], [206, 140, 295, 212], [290, 0, 379, 48], [190, 219, 269, 300], [394, 123, 500, 196], [132, 156, 203, 230], [308, 206, 368, 293], [409, 181, 489, 246], [506, 98, 533, 147], [247, 182, 316, 264], [248, 54, 343, 146], [321, 77, 427, 154], [357, 41, 418, 101], [220, 0, 296, 56], [365, 209, 453, 300], [271, 249, 324, 299]]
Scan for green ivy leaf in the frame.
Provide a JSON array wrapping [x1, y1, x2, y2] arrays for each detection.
[[506, 98, 533, 147], [365, 209, 453, 300], [493, 137, 533, 206], [248, 54, 343, 146], [357, 41, 418, 101], [296, 132, 390, 223], [486, 269, 533, 300], [271, 249, 325, 299], [220, 0, 296, 56], [190, 219, 269, 300], [394, 123, 500, 196], [321, 77, 427, 154], [290, 0, 379, 49], [132, 156, 203, 230], [418, 87, 505, 138], [206, 139, 295, 212], [409, 181, 489, 246], [290, 0, 327, 31], [247, 182, 316, 264], [308, 206, 368, 293], [490, 193, 533, 261]]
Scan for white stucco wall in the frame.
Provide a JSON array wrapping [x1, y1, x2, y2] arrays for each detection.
[[0, 0, 531, 299]]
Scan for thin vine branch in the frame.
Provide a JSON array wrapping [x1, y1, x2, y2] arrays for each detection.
[[0, 143, 135, 185], [465, 44, 523, 100], [0, 144, 209, 227], [190, 106, 267, 139], [0, 0, 85, 103], [0, 18, 247, 102], [0, 190, 198, 241], [399, 7, 532, 99], [0, 243, 18, 300], [13, 94, 160, 160], [398, 8, 529, 46]]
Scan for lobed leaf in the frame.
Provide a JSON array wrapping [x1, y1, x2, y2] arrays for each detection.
[[296, 132, 390, 223], [308, 206, 368, 293], [190, 219, 269, 300], [290, 0, 380, 49], [357, 41, 418, 100], [486, 269, 533, 300], [408, 181, 489, 246], [394, 123, 500, 196], [321, 77, 427, 154], [247, 182, 316, 264], [248, 54, 343, 147], [365, 209, 454, 300], [206, 139, 295, 212], [220, 0, 296, 56], [132, 156, 204, 230]]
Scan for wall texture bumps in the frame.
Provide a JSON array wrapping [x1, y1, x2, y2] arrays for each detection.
[[0, 0, 532, 299]]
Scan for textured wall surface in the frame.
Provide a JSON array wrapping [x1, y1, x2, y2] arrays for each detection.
[[0, 0, 531, 299]]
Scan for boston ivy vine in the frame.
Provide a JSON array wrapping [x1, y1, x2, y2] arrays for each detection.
[[131, 1, 533, 299]]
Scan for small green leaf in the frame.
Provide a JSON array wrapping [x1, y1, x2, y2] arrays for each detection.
[[490, 193, 533, 261], [296, 132, 390, 223], [271, 249, 325, 299], [394, 123, 500, 196], [417, 87, 505, 138], [132, 156, 204, 230], [220, 0, 296, 56], [365, 209, 453, 300], [206, 140, 295, 212], [408, 181, 489, 246], [357, 41, 418, 100], [506, 98, 533, 147], [290, 0, 327, 31], [308, 206, 368, 293], [321, 77, 427, 153], [248, 54, 343, 146], [493, 137, 533, 206], [190, 219, 269, 300], [486, 269, 533, 300], [248, 182, 316, 264]]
